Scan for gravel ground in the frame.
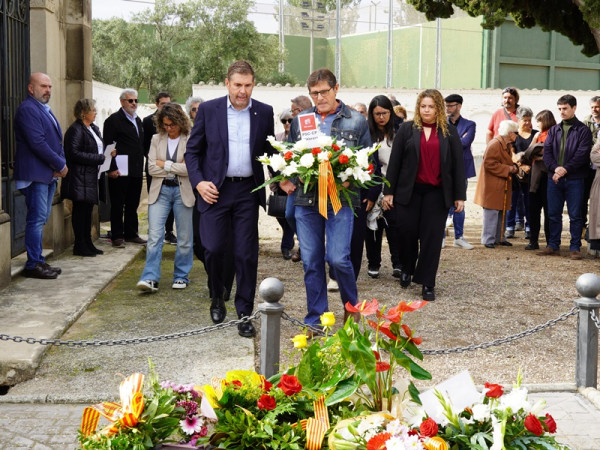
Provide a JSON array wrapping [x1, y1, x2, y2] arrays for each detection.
[[256, 186, 600, 389]]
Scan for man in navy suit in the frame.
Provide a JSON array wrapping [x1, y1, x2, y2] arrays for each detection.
[[185, 60, 275, 338], [445, 94, 476, 250], [14, 72, 68, 279]]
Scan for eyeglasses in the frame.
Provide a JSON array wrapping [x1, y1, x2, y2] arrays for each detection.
[[373, 111, 390, 118], [163, 122, 178, 128], [281, 118, 292, 124], [191, 107, 198, 112], [309, 87, 333, 98], [292, 107, 302, 114], [124, 98, 138, 104], [445, 103, 459, 108]]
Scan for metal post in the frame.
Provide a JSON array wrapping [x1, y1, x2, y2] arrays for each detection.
[[574, 273, 600, 388], [434, 17, 441, 89], [258, 277, 285, 378], [335, 0, 341, 83], [279, 0, 285, 73], [385, 0, 393, 89]]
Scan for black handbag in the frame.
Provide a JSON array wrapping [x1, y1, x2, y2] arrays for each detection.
[[267, 194, 287, 218]]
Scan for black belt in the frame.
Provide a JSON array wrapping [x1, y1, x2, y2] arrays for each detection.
[[225, 176, 252, 182], [163, 178, 179, 187]]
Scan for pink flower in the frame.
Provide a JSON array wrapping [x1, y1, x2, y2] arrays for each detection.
[[180, 415, 203, 435]]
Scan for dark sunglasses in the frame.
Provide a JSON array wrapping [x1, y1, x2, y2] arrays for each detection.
[[191, 107, 198, 112], [281, 118, 292, 124], [125, 98, 139, 104]]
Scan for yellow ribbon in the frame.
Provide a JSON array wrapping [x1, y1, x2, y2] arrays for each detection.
[[318, 160, 342, 219], [80, 373, 145, 438], [305, 396, 329, 450]]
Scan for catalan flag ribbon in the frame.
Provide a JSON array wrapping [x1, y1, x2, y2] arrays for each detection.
[[318, 160, 342, 219], [80, 373, 145, 438], [305, 396, 330, 450]]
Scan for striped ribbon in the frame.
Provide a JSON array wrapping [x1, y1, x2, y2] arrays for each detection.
[[305, 396, 330, 450], [80, 373, 145, 437], [318, 160, 342, 219]]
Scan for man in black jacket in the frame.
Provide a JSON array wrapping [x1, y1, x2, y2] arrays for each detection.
[[103, 88, 146, 247], [142, 91, 177, 244]]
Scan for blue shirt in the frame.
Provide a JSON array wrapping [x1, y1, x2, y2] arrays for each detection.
[[122, 108, 139, 135], [226, 96, 253, 177], [317, 101, 342, 136]]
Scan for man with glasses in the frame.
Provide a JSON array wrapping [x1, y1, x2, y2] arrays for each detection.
[[445, 94, 476, 250], [486, 87, 519, 143], [284, 68, 372, 331], [103, 88, 146, 248], [290, 95, 312, 118], [185, 60, 275, 338]]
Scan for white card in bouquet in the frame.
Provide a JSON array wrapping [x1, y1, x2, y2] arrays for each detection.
[[419, 370, 481, 423]]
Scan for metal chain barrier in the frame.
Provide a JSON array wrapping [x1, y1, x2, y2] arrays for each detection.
[[282, 312, 326, 335], [591, 309, 600, 330], [0, 312, 260, 347]]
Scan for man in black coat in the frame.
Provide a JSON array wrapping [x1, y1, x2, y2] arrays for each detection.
[[103, 88, 146, 247], [142, 91, 177, 244]]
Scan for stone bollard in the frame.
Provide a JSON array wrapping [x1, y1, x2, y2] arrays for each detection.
[[258, 277, 285, 379], [574, 273, 600, 388]]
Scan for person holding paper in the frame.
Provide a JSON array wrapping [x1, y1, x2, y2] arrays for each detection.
[[61, 98, 112, 256], [103, 88, 146, 248]]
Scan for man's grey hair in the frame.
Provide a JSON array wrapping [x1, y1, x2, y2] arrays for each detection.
[[516, 106, 533, 120], [185, 96, 204, 114], [119, 88, 138, 100], [498, 120, 518, 137]]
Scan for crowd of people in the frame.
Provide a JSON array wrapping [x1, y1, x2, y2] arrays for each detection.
[[14, 66, 600, 338]]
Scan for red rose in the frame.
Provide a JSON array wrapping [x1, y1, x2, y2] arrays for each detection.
[[277, 374, 302, 396], [543, 413, 557, 433], [332, 144, 340, 151], [367, 163, 374, 174], [312, 147, 321, 155], [419, 417, 439, 437], [226, 380, 242, 389], [484, 382, 504, 398], [376, 361, 390, 372], [338, 154, 349, 164], [257, 394, 276, 410], [524, 413, 544, 436], [284, 151, 293, 160], [262, 379, 273, 392]]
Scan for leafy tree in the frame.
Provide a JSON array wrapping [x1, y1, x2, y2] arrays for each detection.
[[407, 0, 600, 56]]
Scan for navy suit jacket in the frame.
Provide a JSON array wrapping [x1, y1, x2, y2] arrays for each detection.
[[451, 116, 476, 179], [14, 95, 66, 183], [185, 96, 275, 213]]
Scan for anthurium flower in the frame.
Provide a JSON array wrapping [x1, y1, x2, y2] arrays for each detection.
[[292, 334, 308, 349], [376, 361, 391, 372], [257, 394, 277, 410], [345, 298, 379, 316], [484, 382, 504, 398], [383, 300, 427, 323], [524, 413, 544, 436], [401, 324, 423, 345], [320, 312, 335, 327], [369, 320, 399, 341]]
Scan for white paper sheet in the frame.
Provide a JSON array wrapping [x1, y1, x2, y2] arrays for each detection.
[[98, 143, 116, 178], [419, 370, 481, 423], [115, 155, 129, 176]]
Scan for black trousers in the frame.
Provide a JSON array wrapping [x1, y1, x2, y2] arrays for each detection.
[[392, 184, 447, 287], [364, 210, 401, 270], [72, 201, 94, 251], [147, 172, 174, 233], [108, 176, 142, 240], [528, 176, 549, 245]]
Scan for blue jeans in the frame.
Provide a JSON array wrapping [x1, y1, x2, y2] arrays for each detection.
[[285, 190, 297, 234], [448, 179, 467, 238], [295, 204, 357, 325], [506, 182, 529, 230], [140, 185, 193, 284], [20, 180, 57, 269], [547, 177, 584, 251]]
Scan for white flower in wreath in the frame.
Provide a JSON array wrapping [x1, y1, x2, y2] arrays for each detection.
[[269, 153, 287, 172], [317, 151, 330, 162], [282, 161, 299, 177], [299, 153, 315, 168], [342, 148, 354, 158], [257, 153, 272, 164], [472, 403, 491, 421], [490, 416, 505, 450], [317, 135, 334, 148], [500, 387, 530, 413], [292, 139, 310, 152], [356, 149, 370, 168], [339, 167, 354, 182], [352, 166, 371, 183], [267, 135, 285, 150]]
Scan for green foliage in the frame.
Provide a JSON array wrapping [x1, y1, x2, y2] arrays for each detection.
[[93, 0, 292, 99], [407, 0, 600, 56]]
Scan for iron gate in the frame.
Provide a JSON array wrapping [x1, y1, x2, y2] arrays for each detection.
[[0, 0, 29, 257]]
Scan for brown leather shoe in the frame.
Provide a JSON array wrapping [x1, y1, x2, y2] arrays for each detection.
[[112, 238, 125, 248], [537, 247, 559, 256], [291, 248, 301, 262], [570, 250, 583, 260], [125, 236, 147, 244]]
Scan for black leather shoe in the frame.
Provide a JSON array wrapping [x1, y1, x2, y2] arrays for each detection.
[[498, 240, 513, 247], [238, 319, 256, 338], [210, 298, 226, 324], [282, 249, 292, 260], [73, 247, 96, 257], [89, 244, 104, 255], [399, 271, 411, 288], [422, 285, 435, 301], [484, 243, 495, 249], [43, 263, 62, 275], [23, 262, 58, 279], [525, 242, 539, 250]]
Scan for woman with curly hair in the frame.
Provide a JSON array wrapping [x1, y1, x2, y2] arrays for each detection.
[[382, 89, 466, 301], [137, 103, 194, 293]]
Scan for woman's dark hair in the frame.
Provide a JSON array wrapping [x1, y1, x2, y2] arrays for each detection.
[[367, 95, 395, 145], [535, 109, 557, 132], [74, 98, 95, 119], [154, 103, 191, 135]]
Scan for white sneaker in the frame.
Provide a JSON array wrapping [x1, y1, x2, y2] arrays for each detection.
[[445, 216, 453, 228], [172, 280, 188, 289], [327, 279, 339, 292], [137, 279, 158, 293], [441, 238, 445, 248], [453, 237, 474, 250]]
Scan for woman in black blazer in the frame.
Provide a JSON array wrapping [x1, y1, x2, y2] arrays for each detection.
[[62, 99, 110, 256], [382, 89, 466, 301]]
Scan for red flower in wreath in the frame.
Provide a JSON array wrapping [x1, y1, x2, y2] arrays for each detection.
[[484, 382, 504, 398], [366, 432, 391, 450], [368, 163, 374, 174], [543, 413, 557, 433], [312, 147, 321, 155], [524, 413, 544, 436], [257, 394, 276, 410], [277, 374, 302, 396], [284, 151, 293, 160], [338, 154, 349, 164], [332, 144, 340, 151], [419, 417, 439, 437]]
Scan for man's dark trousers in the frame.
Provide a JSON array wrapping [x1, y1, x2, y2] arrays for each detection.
[[108, 176, 143, 240]]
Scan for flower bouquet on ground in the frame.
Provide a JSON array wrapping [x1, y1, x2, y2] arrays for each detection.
[[256, 134, 385, 216]]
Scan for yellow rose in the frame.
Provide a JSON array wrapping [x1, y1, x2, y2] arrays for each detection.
[[292, 334, 308, 348], [320, 312, 335, 327]]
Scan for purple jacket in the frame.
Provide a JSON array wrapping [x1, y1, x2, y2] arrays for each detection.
[[543, 117, 592, 180]]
